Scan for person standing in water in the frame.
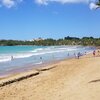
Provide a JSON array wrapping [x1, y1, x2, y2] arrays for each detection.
[[67, 53, 69, 56], [40, 57, 43, 63], [11, 56, 13, 60], [74, 53, 77, 58], [93, 50, 96, 57]]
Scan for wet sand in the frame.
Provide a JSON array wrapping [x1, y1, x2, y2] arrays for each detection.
[[0, 51, 100, 100]]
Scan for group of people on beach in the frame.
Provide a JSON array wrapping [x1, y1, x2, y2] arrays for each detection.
[[93, 50, 100, 57], [10, 50, 100, 62], [73, 52, 82, 59], [74, 50, 100, 59]]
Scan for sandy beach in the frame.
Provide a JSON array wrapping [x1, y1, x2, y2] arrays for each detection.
[[0, 51, 100, 100]]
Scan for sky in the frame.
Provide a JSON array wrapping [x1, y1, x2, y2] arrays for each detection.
[[0, 0, 100, 40]]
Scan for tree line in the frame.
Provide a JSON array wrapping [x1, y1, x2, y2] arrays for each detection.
[[0, 36, 100, 46]]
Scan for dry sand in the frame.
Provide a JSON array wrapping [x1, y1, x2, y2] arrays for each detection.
[[0, 52, 100, 100]]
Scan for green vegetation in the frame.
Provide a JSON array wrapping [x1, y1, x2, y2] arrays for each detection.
[[0, 36, 100, 46], [96, 0, 100, 6]]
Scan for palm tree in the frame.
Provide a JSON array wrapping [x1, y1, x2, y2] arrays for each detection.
[[95, 0, 100, 9], [89, 0, 100, 10], [96, 0, 100, 6]]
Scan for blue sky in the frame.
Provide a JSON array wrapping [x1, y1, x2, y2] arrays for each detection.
[[0, 0, 100, 40]]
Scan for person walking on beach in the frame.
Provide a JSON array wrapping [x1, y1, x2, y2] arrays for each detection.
[[97, 50, 100, 56], [93, 50, 96, 57], [77, 52, 81, 59]]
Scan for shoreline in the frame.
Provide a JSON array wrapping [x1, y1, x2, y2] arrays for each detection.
[[0, 46, 95, 74], [0, 50, 96, 86], [0, 49, 100, 100], [0, 48, 95, 79], [0, 57, 76, 83], [0, 55, 75, 79]]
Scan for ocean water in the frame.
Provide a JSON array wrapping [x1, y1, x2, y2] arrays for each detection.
[[0, 45, 95, 76]]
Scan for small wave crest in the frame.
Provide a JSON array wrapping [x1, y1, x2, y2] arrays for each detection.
[[30, 48, 44, 52], [0, 53, 33, 63], [0, 57, 11, 62]]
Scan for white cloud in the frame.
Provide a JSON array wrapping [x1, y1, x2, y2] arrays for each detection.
[[0, 0, 23, 8], [0, 0, 99, 10], [35, 0, 48, 5], [35, 0, 100, 10], [2, 0, 15, 8], [35, 0, 89, 5]]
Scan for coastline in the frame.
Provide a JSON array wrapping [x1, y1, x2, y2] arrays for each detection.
[[0, 50, 95, 84], [0, 46, 95, 73], [0, 49, 100, 100], [0, 56, 76, 84], [0, 52, 76, 79]]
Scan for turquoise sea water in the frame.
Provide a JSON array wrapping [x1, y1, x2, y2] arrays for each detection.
[[0, 45, 95, 76]]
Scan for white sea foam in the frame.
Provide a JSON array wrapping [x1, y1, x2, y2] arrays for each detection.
[[0, 46, 93, 63], [30, 48, 44, 52], [35, 61, 43, 65], [13, 53, 33, 59], [0, 53, 33, 63], [0, 46, 79, 63], [31, 46, 78, 53], [0, 57, 11, 62]]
